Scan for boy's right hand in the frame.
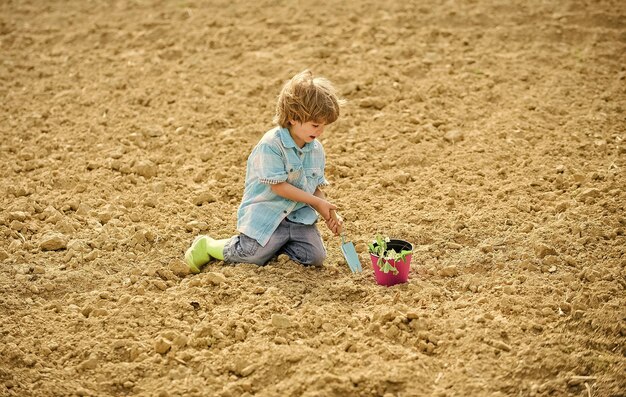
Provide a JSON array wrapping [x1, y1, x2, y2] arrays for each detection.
[[313, 198, 337, 223], [327, 209, 344, 236]]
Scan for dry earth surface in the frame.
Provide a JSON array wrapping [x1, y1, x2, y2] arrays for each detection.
[[1, 0, 625, 396]]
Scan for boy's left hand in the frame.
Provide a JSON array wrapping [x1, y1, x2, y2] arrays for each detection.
[[327, 210, 344, 236]]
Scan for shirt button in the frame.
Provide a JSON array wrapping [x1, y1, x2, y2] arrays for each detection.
[[283, 210, 287, 214]]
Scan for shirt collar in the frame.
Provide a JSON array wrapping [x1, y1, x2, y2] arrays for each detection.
[[278, 127, 315, 153]]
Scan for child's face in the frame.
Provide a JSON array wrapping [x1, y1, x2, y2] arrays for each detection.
[[288, 120, 326, 148]]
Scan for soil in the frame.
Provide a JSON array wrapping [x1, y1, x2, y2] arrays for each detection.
[[1, 0, 625, 396]]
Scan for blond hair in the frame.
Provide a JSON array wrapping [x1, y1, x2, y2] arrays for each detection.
[[273, 70, 344, 128]]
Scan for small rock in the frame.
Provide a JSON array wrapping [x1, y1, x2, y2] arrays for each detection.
[[192, 190, 216, 206], [75, 387, 92, 396], [9, 211, 28, 221], [132, 160, 158, 178], [271, 314, 293, 328], [444, 130, 464, 143], [439, 265, 458, 277], [578, 188, 600, 200], [154, 337, 172, 354], [205, 272, 226, 285], [172, 334, 188, 348], [67, 239, 91, 253], [555, 201, 569, 213], [39, 233, 68, 251], [406, 311, 419, 320], [168, 259, 190, 277], [479, 244, 493, 253], [78, 356, 98, 371], [535, 243, 557, 258], [492, 340, 511, 352], [146, 128, 163, 137], [359, 97, 386, 110], [502, 285, 516, 294], [152, 280, 167, 291], [239, 364, 258, 377], [91, 308, 108, 317], [185, 221, 209, 231]]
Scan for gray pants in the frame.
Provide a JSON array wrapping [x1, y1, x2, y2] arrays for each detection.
[[223, 219, 326, 266]]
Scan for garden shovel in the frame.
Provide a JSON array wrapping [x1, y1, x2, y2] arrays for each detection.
[[330, 210, 362, 273]]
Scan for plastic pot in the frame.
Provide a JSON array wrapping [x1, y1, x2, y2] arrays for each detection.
[[370, 239, 413, 287]]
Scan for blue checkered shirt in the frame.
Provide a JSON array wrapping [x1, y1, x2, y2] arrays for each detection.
[[237, 127, 329, 247]]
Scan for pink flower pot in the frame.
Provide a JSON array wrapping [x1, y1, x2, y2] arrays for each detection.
[[370, 239, 413, 287]]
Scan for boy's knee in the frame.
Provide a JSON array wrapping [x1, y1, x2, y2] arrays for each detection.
[[305, 248, 326, 267]]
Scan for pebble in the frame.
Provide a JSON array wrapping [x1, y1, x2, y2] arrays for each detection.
[[502, 285, 516, 294], [78, 356, 98, 370], [439, 265, 458, 277], [239, 364, 258, 377], [39, 233, 68, 251], [492, 340, 511, 352], [152, 280, 167, 291], [406, 311, 419, 320], [578, 188, 600, 200], [535, 243, 557, 258], [444, 130, 464, 143], [192, 190, 216, 206], [271, 314, 293, 328], [359, 97, 386, 110], [75, 387, 92, 396], [9, 211, 28, 221], [132, 159, 158, 178], [205, 272, 226, 285], [67, 239, 91, 253], [154, 337, 172, 354], [185, 221, 209, 231], [168, 259, 190, 277], [172, 334, 189, 348]]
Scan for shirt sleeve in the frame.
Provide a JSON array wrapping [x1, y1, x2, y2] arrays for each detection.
[[318, 173, 330, 186], [317, 149, 330, 187], [252, 143, 288, 184]]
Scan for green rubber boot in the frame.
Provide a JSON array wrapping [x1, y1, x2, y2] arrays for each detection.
[[185, 236, 211, 273], [184, 236, 228, 273], [206, 238, 227, 261]]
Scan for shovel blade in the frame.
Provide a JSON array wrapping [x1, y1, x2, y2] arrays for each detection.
[[341, 241, 362, 273]]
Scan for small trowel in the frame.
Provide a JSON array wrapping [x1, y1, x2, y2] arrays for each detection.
[[330, 210, 362, 273]]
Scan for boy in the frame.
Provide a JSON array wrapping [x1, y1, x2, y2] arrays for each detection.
[[185, 70, 344, 272]]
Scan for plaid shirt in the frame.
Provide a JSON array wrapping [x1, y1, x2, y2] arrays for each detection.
[[237, 127, 329, 247]]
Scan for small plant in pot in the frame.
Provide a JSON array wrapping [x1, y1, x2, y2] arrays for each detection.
[[368, 235, 413, 287]]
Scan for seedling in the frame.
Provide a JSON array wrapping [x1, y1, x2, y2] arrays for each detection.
[[367, 234, 413, 275]]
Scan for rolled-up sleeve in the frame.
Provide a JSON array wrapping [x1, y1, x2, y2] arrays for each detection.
[[252, 143, 288, 185], [318, 151, 329, 186], [318, 173, 330, 186]]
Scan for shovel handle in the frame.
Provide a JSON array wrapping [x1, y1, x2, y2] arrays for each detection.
[[329, 209, 344, 236]]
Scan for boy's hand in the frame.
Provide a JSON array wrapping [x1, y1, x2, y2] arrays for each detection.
[[313, 199, 337, 223], [327, 209, 344, 236]]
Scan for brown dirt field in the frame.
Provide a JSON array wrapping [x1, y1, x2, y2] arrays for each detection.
[[1, 0, 625, 396]]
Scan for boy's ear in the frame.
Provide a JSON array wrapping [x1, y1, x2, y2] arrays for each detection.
[[288, 119, 298, 126]]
